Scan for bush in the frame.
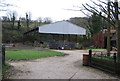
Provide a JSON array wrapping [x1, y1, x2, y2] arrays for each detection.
[[3, 29, 25, 43]]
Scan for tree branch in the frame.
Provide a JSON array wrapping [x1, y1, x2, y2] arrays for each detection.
[[82, 4, 115, 27]]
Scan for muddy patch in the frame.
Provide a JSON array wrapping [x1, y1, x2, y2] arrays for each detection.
[[6, 64, 31, 79]]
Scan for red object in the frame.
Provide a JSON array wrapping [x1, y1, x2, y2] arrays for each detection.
[[92, 29, 116, 48], [83, 54, 89, 66], [13, 44, 15, 47], [110, 30, 116, 33], [92, 31, 104, 48]]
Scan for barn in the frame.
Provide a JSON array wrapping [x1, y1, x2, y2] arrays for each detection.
[[23, 21, 86, 49]]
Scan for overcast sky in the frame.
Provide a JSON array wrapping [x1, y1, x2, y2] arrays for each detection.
[[0, 0, 119, 22]]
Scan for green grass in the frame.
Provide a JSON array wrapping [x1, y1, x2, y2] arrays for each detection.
[[85, 48, 105, 50], [93, 56, 114, 60], [6, 50, 64, 60]]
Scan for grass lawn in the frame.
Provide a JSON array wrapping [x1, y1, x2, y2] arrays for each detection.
[[93, 56, 114, 60], [6, 49, 64, 60], [85, 48, 106, 50]]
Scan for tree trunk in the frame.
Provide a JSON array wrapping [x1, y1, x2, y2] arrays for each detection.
[[117, 14, 120, 61], [12, 18, 15, 29], [27, 19, 29, 31], [26, 13, 29, 31], [0, 20, 2, 80], [107, 0, 111, 56], [17, 19, 21, 30], [114, 0, 120, 61], [114, 0, 120, 74]]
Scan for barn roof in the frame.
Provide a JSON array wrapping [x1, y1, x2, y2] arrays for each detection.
[[38, 21, 86, 35]]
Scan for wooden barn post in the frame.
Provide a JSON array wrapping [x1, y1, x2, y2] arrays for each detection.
[[76, 35, 78, 43], [68, 34, 70, 42], [63, 34, 65, 42]]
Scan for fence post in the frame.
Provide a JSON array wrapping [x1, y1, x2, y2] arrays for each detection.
[[101, 52, 103, 59], [89, 49, 92, 66], [114, 53, 116, 63], [113, 53, 117, 73], [2, 45, 5, 65]]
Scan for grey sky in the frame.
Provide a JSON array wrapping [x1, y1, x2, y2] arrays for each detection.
[[0, 0, 90, 21], [0, 0, 119, 22]]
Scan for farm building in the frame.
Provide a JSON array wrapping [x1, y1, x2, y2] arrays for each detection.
[[23, 21, 86, 49], [92, 29, 116, 48]]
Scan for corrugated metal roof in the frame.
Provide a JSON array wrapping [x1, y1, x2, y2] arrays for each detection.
[[38, 21, 86, 35]]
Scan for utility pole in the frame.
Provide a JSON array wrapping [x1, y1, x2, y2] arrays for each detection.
[[107, 0, 111, 56]]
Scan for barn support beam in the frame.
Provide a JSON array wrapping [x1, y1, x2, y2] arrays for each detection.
[[34, 30, 36, 42], [76, 35, 78, 43], [53, 34, 55, 41], [63, 34, 65, 42], [38, 33, 40, 42], [68, 34, 70, 42]]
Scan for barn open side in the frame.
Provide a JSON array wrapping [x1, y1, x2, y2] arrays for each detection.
[[23, 21, 86, 49]]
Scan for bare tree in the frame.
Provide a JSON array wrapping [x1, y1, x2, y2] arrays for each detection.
[[37, 17, 42, 25], [106, 0, 111, 55], [81, 0, 120, 58], [6, 11, 17, 29], [82, 0, 116, 26], [1, 16, 9, 21], [26, 12, 32, 31], [17, 18, 21, 30], [26, 13, 29, 31], [114, 0, 120, 62], [43, 17, 52, 24], [6, 11, 17, 21]]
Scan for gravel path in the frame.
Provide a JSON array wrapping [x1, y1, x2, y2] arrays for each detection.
[[7, 50, 118, 79]]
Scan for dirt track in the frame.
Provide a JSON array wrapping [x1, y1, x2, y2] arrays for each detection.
[[7, 50, 118, 79]]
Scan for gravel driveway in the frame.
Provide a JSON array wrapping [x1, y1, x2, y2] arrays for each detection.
[[7, 50, 118, 79]]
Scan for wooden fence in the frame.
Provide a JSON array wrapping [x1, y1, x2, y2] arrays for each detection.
[[89, 50, 120, 74]]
